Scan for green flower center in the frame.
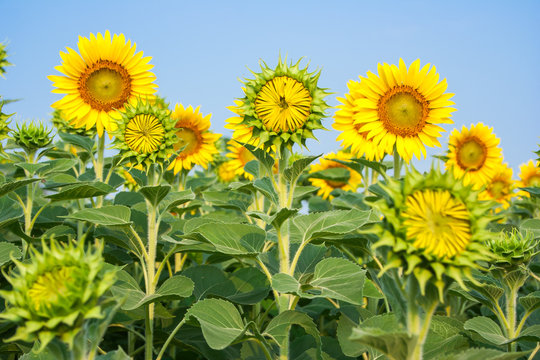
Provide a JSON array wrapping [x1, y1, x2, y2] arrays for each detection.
[[79, 60, 131, 112], [175, 127, 201, 157], [28, 267, 74, 313], [379, 85, 428, 136], [457, 138, 487, 170]]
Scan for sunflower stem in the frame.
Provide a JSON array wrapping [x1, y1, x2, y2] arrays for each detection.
[[95, 135, 105, 208], [393, 145, 402, 180]]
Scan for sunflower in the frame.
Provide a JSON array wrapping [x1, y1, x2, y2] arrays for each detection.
[[226, 141, 256, 180], [333, 59, 455, 163], [228, 57, 330, 151], [479, 163, 515, 208], [518, 160, 540, 189], [368, 168, 494, 299], [49, 31, 157, 137], [112, 100, 177, 170], [216, 161, 237, 183], [168, 104, 221, 174], [446, 123, 503, 188], [309, 151, 363, 200]]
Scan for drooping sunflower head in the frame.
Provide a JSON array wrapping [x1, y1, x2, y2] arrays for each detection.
[[229, 57, 330, 151], [518, 160, 540, 196], [486, 230, 539, 270], [368, 167, 494, 300], [48, 31, 157, 137], [112, 99, 177, 171], [308, 151, 363, 200], [479, 163, 515, 209], [334, 59, 455, 163], [51, 109, 97, 138], [445, 123, 503, 188], [168, 103, 221, 175], [12, 121, 54, 152], [0, 239, 116, 350]]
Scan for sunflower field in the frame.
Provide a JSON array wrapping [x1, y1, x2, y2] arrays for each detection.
[[1, 31, 540, 360]]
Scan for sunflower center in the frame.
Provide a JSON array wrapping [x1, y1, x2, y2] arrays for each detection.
[[28, 267, 73, 312], [379, 85, 428, 136], [489, 180, 508, 199], [457, 138, 487, 170], [125, 114, 164, 154], [403, 189, 471, 258], [175, 127, 201, 157], [255, 76, 312, 133], [79, 60, 131, 112]]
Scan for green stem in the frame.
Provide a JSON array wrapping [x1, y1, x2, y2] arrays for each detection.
[[393, 145, 401, 180], [506, 285, 519, 351], [95, 135, 105, 208], [409, 300, 438, 360], [252, 338, 274, 360], [156, 317, 187, 360]]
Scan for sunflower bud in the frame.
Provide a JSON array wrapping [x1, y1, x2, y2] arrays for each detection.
[[0, 99, 13, 145], [487, 230, 539, 269], [0, 239, 116, 350], [12, 122, 54, 151], [0, 42, 12, 78]]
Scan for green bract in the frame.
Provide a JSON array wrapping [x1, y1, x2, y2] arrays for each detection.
[[237, 57, 330, 151], [12, 121, 54, 151], [0, 42, 12, 78], [487, 229, 539, 269], [111, 99, 177, 171], [367, 168, 495, 300], [0, 239, 116, 350], [0, 98, 13, 142]]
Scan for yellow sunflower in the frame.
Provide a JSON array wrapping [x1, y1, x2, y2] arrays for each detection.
[[308, 151, 363, 200], [168, 104, 221, 174], [445, 123, 503, 188], [216, 161, 237, 183], [229, 57, 330, 150], [49, 31, 157, 136], [518, 160, 540, 196], [226, 141, 256, 180], [479, 163, 515, 208], [334, 59, 455, 163]]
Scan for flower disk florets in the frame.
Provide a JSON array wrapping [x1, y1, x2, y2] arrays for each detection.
[[112, 99, 177, 171], [368, 168, 495, 299], [0, 239, 116, 350], [231, 57, 330, 151]]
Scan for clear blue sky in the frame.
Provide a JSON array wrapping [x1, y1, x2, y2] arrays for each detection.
[[1, 0, 539, 173]]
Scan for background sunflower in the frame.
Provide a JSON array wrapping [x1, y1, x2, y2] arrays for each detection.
[[308, 151, 362, 200]]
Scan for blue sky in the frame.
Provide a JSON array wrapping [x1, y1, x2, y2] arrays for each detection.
[[1, 0, 539, 173]]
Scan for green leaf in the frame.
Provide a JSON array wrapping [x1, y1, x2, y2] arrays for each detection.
[[38, 159, 78, 175], [160, 190, 195, 213], [65, 205, 132, 227], [41, 225, 76, 241], [0, 178, 41, 197], [513, 324, 540, 342], [15, 163, 48, 174], [184, 223, 266, 255], [186, 298, 247, 350], [350, 158, 387, 175], [272, 273, 301, 294], [363, 279, 384, 299], [293, 185, 318, 200], [0, 196, 23, 229], [264, 310, 321, 359], [519, 291, 540, 312], [45, 182, 113, 201], [203, 190, 253, 212], [253, 177, 279, 205], [337, 315, 367, 357], [139, 185, 171, 208], [424, 316, 468, 360], [96, 348, 130, 360], [520, 218, 540, 238], [463, 316, 508, 345], [307, 258, 365, 305], [247, 208, 298, 229], [349, 327, 410, 360], [0, 242, 22, 267], [242, 142, 275, 175], [58, 132, 94, 154], [439, 348, 531, 360], [284, 155, 321, 183], [122, 275, 194, 310], [309, 167, 350, 182]]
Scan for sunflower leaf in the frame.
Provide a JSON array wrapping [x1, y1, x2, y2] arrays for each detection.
[[58, 132, 95, 154], [45, 182, 114, 201], [0, 242, 22, 267], [139, 185, 171, 208], [65, 205, 132, 227], [463, 316, 508, 345], [183, 223, 266, 255], [284, 155, 321, 184], [0, 178, 41, 198]]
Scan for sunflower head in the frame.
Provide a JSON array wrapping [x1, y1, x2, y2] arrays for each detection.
[[225, 140, 257, 180], [368, 167, 495, 300], [486, 230, 539, 270], [445, 123, 503, 188], [48, 31, 157, 137], [0, 42, 12, 78], [12, 122, 54, 152], [229, 57, 330, 152], [168, 103, 221, 175], [112, 99, 176, 171], [51, 109, 97, 138], [308, 151, 363, 200], [479, 163, 515, 209], [0, 239, 116, 350], [333, 59, 455, 163], [518, 160, 540, 197], [216, 160, 237, 183]]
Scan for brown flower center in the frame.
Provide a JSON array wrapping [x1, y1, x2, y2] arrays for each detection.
[[79, 60, 131, 112], [174, 127, 201, 158], [457, 137, 487, 170], [378, 85, 429, 137]]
